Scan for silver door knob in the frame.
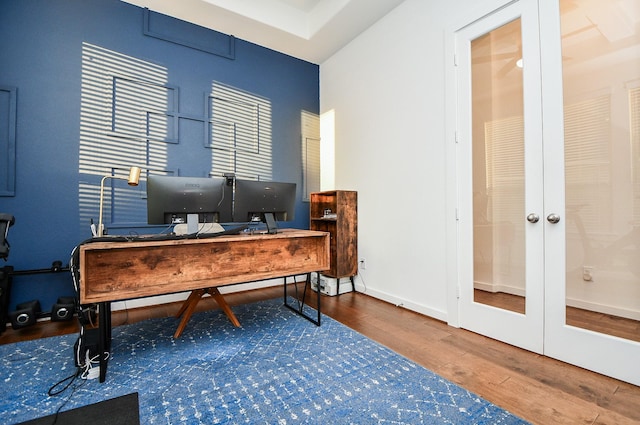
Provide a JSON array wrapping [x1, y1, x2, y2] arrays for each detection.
[[526, 213, 539, 223], [547, 213, 560, 224]]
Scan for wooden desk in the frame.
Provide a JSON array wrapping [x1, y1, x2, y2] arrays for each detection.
[[78, 229, 330, 382]]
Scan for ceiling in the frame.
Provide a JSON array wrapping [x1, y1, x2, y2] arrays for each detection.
[[121, 0, 406, 64]]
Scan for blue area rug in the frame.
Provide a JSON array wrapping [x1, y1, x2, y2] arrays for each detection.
[[0, 298, 529, 424]]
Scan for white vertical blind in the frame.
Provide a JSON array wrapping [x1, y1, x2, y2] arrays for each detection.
[[484, 115, 524, 223], [301, 111, 320, 201], [484, 94, 611, 232], [564, 95, 611, 233]]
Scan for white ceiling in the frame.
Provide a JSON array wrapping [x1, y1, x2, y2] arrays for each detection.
[[122, 0, 406, 63]]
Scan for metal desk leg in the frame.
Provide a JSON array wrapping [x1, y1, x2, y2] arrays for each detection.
[[98, 301, 111, 383], [283, 273, 321, 326]]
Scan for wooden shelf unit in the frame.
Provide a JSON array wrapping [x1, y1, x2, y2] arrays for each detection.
[[309, 190, 357, 279]]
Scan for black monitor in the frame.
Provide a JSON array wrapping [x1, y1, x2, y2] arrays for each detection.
[[147, 175, 233, 225], [233, 179, 296, 234]]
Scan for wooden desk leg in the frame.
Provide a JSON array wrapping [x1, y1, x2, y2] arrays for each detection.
[[175, 289, 205, 319], [174, 289, 206, 339], [174, 288, 241, 338], [209, 287, 241, 328]]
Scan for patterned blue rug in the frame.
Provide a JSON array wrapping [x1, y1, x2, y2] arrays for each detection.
[[0, 298, 529, 424]]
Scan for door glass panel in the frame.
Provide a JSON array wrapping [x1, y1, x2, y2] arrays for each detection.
[[562, 0, 640, 342], [472, 19, 526, 314]]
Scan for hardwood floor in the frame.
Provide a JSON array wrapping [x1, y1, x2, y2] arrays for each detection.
[[2, 287, 639, 424]]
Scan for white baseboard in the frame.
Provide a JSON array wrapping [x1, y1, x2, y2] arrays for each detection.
[[473, 281, 526, 297], [356, 284, 448, 323], [566, 297, 640, 321]]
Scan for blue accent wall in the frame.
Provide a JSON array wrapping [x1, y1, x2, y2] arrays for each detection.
[[0, 0, 319, 312]]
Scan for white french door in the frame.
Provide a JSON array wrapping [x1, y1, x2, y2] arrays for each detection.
[[453, 0, 640, 385], [540, 0, 640, 386], [455, 0, 545, 354]]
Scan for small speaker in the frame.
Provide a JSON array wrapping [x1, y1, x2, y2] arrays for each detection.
[[51, 303, 74, 321], [10, 300, 41, 329], [10, 309, 36, 328], [57, 296, 76, 305], [51, 297, 76, 322], [16, 299, 41, 313]]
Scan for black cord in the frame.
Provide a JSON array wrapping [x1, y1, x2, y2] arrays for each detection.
[[47, 367, 85, 425], [48, 367, 81, 397], [216, 178, 226, 208]]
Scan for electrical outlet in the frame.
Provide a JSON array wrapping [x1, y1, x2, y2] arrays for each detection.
[[582, 266, 593, 282], [359, 258, 366, 270]]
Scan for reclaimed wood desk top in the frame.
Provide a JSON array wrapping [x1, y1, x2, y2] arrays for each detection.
[[79, 229, 330, 304]]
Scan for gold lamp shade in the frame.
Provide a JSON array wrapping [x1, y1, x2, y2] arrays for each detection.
[[98, 166, 142, 237]]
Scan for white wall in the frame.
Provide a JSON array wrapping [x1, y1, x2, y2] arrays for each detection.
[[322, 0, 640, 325], [320, 0, 481, 321]]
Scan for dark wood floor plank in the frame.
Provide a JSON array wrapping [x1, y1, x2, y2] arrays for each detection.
[[438, 357, 602, 424]]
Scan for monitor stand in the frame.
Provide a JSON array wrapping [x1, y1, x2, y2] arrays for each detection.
[[187, 214, 199, 234], [264, 213, 278, 234]]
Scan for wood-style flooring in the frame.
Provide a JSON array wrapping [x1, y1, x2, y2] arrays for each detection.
[[1, 287, 639, 425]]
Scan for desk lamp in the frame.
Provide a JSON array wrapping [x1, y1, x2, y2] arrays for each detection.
[[97, 166, 141, 237]]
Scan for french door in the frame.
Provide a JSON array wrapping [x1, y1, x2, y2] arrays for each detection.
[[455, 0, 545, 354], [453, 0, 640, 385]]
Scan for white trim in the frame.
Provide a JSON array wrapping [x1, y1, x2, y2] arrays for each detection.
[[473, 281, 526, 297], [355, 284, 448, 323], [566, 298, 640, 323], [444, 8, 460, 328]]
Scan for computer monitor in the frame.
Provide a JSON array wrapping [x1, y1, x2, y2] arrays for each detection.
[[147, 175, 233, 225], [233, 179, 296, 234]]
